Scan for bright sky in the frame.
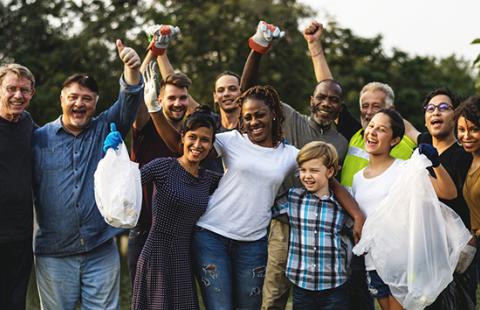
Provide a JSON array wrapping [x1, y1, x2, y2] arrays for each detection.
[[299, 0, 480, 63]]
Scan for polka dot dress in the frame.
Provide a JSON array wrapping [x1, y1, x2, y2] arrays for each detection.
[[131, 158, 221, 310]]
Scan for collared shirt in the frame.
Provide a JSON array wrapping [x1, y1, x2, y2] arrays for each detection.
[[273, 187, 348, 291], [33, 76, 143, 256]]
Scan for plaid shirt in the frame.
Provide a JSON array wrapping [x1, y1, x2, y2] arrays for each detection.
[[273, 187, 348, 291]]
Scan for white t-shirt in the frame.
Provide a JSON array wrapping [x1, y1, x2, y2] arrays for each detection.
[[352, 159, 405, 270], [197, 130, 298, 241]]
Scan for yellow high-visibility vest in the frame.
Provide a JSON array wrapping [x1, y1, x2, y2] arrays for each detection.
[[340, 129, 416, 189]]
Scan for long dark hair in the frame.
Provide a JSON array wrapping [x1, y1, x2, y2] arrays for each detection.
[[236, 85, 285, 145]]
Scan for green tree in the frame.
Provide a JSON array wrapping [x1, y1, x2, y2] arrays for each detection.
[[0, 0, 476, 130]]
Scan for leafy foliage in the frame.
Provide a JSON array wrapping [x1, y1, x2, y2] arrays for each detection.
[[0, 0, 476, 130]]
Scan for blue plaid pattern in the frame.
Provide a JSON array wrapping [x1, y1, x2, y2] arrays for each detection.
[[273, 187, 348, 291]]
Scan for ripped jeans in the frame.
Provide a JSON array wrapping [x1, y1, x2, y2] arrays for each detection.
[[192, 226, 267, 310]]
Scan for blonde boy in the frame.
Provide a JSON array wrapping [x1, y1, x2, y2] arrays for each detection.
[[273, 141, 349, 309]]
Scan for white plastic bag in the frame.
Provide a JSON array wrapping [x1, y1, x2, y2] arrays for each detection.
[[94, 142, 142, 229], [353, 150, 472, 310]]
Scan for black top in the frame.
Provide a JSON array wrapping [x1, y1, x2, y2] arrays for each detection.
[[0, 112, 35, 242], [418, 132, 473, 228], [337, 105, 362, 141]]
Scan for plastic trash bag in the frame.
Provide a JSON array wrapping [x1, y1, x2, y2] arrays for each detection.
[[94, 142, 142, 228], [353, 150, 472, 310]]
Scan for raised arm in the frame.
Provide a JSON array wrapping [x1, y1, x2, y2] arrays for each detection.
[[133, 50, 155, 131], [142, 61, 182, 154], [117, 39, 141, 85], [418, 143, 457, 199], [303, 21, 333, 82], [430, 164, 457, 200], [240, 21, 284, 91], [330, 178, 365, 243], [152, 25, 199, 115]]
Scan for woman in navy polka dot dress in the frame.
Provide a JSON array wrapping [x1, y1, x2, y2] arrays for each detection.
[[131, 107, 221, 310]]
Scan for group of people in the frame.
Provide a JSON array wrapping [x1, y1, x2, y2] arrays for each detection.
[[1, 18, 479, 310]]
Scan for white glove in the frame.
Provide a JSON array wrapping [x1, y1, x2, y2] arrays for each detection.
[[146, 24, 181, 56], [455, 243, 476, 274], [142, 61, 162, 113], [248, 21, 285, 54]]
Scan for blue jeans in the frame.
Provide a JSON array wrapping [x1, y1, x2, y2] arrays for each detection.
[[293, 284, 348, 310], [192, 227, 267, 310], [35, 239, 120, 310]]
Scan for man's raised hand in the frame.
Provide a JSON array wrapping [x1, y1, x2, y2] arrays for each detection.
[[303, 21, 324, 44], [146, 24, 181, 56], [143, 61, 162, 113], [117, 39, 141, 85]]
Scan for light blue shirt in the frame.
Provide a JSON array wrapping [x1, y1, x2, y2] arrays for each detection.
[[33, 76, 143, 256]]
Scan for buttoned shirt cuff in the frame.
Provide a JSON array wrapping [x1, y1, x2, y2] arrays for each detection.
[[119, 73, 144, 94]]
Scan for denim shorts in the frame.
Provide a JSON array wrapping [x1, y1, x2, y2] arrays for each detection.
[[366, 270, 391, 299]]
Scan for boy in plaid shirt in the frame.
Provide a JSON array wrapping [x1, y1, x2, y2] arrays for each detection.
[[273, 141, 350, 309]]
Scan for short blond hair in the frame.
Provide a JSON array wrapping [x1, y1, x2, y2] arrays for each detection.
[[297, 141, 339, 177], [0, 63, 35, 89]]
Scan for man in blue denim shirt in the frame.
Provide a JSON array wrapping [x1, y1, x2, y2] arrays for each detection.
[[32, 39, 143, 310]]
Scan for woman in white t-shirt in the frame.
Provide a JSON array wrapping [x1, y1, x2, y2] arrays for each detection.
[[192, 85, 298, 309], [352, 109, 457, 310]]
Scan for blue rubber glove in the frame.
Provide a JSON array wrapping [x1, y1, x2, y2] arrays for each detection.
[[418, 143, 440, 167], [103, 123, 123, 153]]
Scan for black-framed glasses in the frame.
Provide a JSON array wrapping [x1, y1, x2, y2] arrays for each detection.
[[424, 102, 453, 113]]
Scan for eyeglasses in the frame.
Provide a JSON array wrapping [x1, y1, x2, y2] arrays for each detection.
[[4, 85, 32, 95], [313, 93, 341, 104], [424, 102, 453, 113]]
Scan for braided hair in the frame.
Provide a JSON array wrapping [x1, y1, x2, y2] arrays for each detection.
[[236, 85, 285, 146]]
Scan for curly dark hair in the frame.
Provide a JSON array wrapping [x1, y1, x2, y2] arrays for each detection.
[[235, 85, 284, 145], [455, 95, 480, 127]]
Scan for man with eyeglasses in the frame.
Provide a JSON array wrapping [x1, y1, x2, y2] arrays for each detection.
[[32, 40, 143, 309], [0, 63, 36, 310], [417, 88, 477, 309]]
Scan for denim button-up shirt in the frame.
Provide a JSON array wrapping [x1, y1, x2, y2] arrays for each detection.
[[33, 76, 143, 256]]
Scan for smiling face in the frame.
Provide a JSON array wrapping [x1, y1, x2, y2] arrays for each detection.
[[181, 126, 214, 163], [364, 112, 400, 156], [213, 75, 241, 113], [60, 82, 97, 135], [0, 72, 34, 121], [160, 84, 189, 122], [360, 90, 388, 129], [310, 81, 343, 126], [457, 116, 480, 157], [299, 158, 334, 196], [424, 94, 455, 140], [241, 98, 274, 147]]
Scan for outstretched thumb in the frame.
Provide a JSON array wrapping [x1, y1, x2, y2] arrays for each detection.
[[110, 122, 117, 132], [116, 39, 124, 53]]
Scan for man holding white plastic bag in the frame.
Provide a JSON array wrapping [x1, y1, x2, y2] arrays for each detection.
[[32, 40, 143, 310], [95, 123, 142, 229]]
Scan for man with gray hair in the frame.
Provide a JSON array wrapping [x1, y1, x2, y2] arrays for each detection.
[[0, 63, 36, 310]]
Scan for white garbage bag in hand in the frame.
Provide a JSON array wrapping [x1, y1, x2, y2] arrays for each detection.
[[353, 150, 472, 310], [94, 142, 142, 229]]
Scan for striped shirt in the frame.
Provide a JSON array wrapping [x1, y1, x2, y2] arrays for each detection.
[[273, 187, 348, 291]]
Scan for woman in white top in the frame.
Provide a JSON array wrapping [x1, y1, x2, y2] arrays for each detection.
[[352, 109, 456, 310], [191, 86, 298, 309], [146, 76, 299, 307]]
